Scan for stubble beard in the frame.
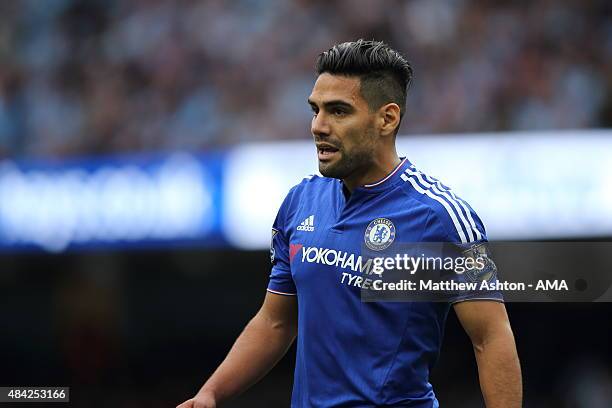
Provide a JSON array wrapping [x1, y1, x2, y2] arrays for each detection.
[[318, 145, 373, 180], [318, 122, 377, 180]]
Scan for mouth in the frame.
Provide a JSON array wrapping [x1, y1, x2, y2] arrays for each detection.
[[316, 143, 340, 162]]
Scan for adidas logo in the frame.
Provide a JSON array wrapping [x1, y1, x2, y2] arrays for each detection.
[[297, 215, 315, 232]]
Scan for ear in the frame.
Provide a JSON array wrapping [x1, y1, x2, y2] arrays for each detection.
[[378, 103, 401, 137]]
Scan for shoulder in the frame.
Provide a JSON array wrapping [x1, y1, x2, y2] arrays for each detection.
[[285, 174, 334, 199], [294, 173, 335, 190], [279, 174, 333, 210], [396, 164, 486, 244]]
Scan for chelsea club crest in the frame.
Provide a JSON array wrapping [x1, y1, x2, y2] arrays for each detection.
[[364, 218, 396, 251]]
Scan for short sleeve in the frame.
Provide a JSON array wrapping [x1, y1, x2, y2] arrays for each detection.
[[446, 241, 504, 304], [423, 207, 504, 304], [267, 188, 297, 296]]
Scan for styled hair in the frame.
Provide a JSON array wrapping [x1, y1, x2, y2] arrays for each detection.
[[315, 39, 413, 128]]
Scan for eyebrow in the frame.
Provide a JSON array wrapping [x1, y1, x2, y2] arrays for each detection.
[[307, 99, 355, 110]]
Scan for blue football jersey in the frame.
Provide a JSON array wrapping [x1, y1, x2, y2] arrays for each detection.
[[268, 158, 502, 408]]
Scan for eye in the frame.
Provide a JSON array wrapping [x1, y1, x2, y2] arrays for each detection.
[[332, 109, 346, 117]]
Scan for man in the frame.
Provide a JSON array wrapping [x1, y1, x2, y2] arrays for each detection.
[[178, 40, 522, 408]]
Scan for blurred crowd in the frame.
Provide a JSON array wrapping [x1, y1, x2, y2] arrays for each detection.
[[0, 0, 611, 158]]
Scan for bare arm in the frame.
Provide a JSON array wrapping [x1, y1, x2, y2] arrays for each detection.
[[177, 292, 298, 408], [454, 301, 522, 408]]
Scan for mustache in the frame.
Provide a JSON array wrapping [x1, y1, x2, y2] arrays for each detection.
[[314, 139, 342, 149]]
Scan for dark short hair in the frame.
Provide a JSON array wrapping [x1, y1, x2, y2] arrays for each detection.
[[315, 39, 413, 126]]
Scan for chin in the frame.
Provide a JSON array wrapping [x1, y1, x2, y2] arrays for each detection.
[[318, 164, 333, 178], [318, 163, 335, 178], [319, 161, 347, 179]]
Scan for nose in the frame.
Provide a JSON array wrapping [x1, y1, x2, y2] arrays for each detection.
[[311, 112, 330, 138]]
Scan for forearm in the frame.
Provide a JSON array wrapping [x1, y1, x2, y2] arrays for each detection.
[[198, 311, 296, 404], [473, 329, 522, 408]]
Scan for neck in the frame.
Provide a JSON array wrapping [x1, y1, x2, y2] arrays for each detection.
[[343, 149, 401, 192]]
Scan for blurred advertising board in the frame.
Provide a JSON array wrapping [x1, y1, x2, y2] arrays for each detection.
[[0, 152, 224, 251], [224, 130, 612, 249]]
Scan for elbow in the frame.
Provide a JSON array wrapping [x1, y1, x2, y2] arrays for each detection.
[[269, 317, 296, 333], [254, 311, 297, 337], [471, 323, 515, 355]]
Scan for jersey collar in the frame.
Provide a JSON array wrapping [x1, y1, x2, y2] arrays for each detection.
[[353, 157, 411, 194]]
